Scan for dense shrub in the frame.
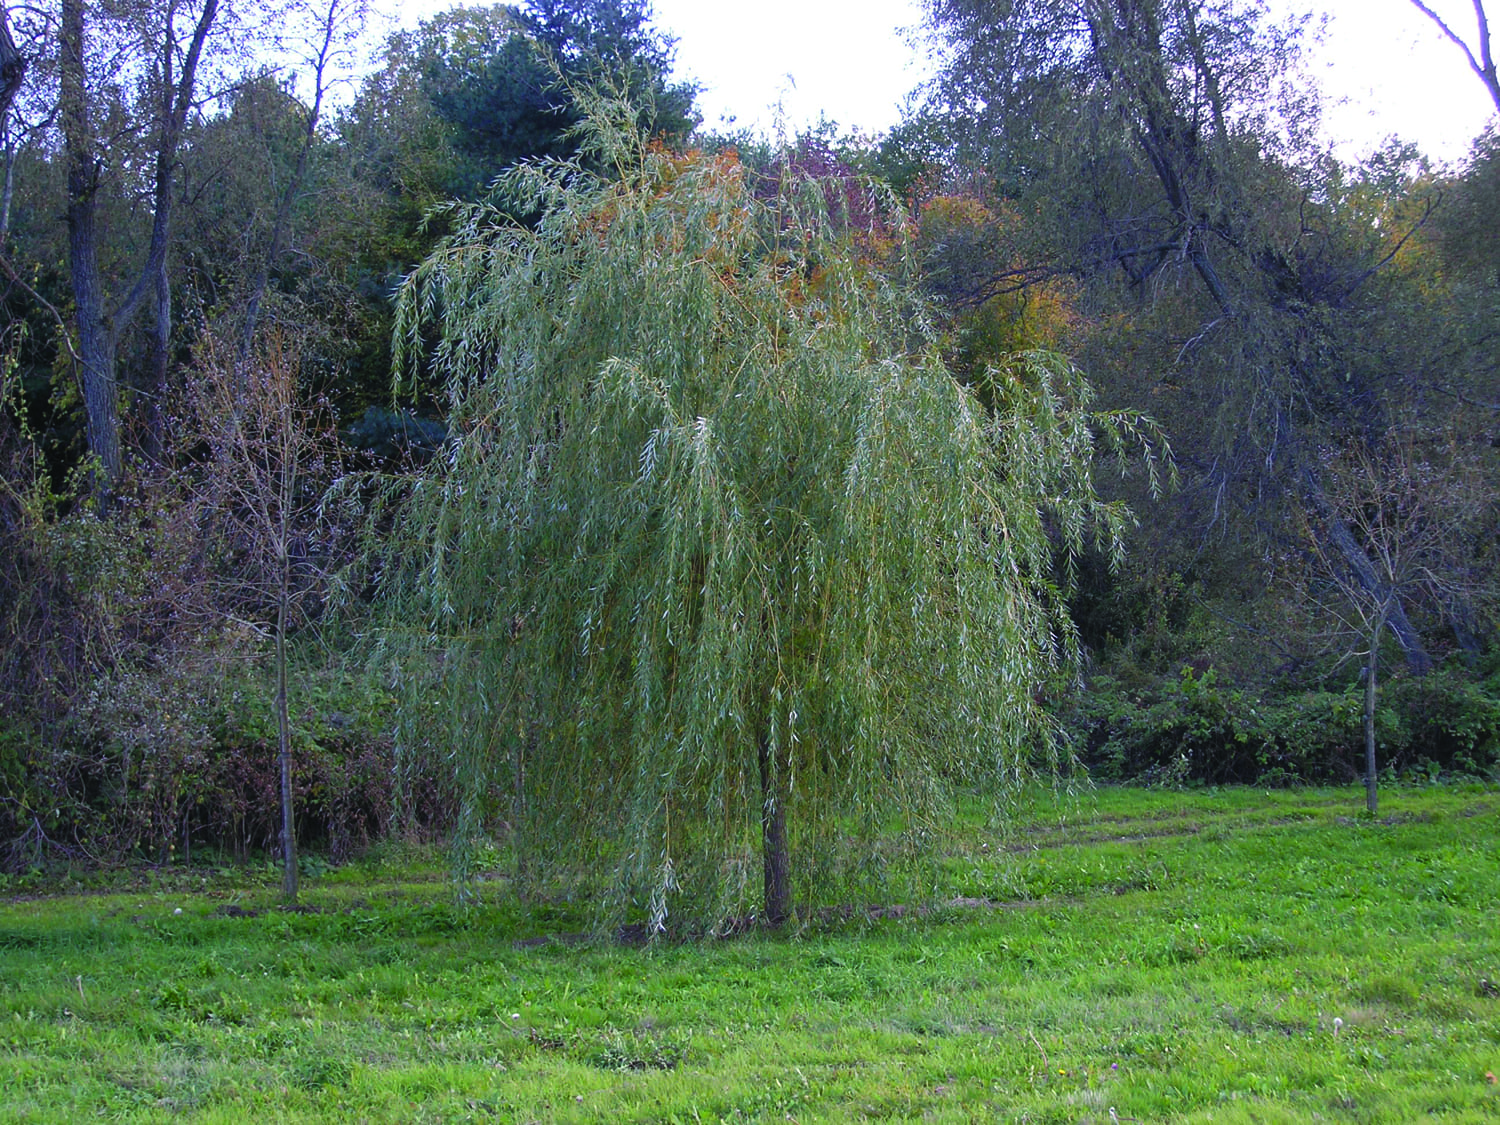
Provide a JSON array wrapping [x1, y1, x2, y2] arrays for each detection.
[[1384, 668, 1500, 779], [1068, 664, 1500, 786], [35, 646, 449, 868], [0, 408, 451, 872]]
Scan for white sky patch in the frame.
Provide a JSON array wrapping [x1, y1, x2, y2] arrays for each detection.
[[1303, 0, 1494, 166], [647, 0, 927, 138], [387, 0, 1498, 164]]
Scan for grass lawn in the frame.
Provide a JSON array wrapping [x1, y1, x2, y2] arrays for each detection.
[[1, 784, 1497, 1122]]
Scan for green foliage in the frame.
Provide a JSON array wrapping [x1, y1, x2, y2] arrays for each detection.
[[415, 1, 696, 195], [384, 97, 1161, 930], [1385, 667, 1500, 779], [1439, 126, 1500, 282], [329, 1, 699, 410], [1070, 665, 1500, 786], [59, 646, 410, 864]]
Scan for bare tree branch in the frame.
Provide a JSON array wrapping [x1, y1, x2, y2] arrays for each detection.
[[1409, 0, 1500, 113]]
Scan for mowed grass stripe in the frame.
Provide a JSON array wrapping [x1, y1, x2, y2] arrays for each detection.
[[0, 784, 1496, 1122]]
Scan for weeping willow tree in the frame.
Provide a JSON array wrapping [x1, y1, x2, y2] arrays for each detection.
[[383, 97, 1163, 932]]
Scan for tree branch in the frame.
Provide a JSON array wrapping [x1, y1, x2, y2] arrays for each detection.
[[1338, 194, 1437, 303], [1409, 0, 1500, 112], [110, 0, 220, 338], [0, 249, 81, 366]]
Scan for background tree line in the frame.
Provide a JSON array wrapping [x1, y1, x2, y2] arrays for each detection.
[[0, 0, 1494, 919]]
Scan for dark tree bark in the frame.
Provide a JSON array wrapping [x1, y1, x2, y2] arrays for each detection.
[[60, 0, 120, 491], [0, 5, 25, 128], [59, 0, 219, 497], [757, 728, 790, 927]]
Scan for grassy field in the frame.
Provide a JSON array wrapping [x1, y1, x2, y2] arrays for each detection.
[[1, 784, 1497, 1122]]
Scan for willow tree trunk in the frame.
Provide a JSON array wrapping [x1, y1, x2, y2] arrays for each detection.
[[757, 728, 790, 927]]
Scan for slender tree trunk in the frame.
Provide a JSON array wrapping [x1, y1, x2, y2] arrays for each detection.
[[757, 727, 790, 927], [143, 262, 170, 461], [276, 414, 298, 901], [1179, 0, 1228, 144], [1364, 620, 1382, 815], [236, 0, 344, 385], [0, 138, 15, 241], [277, 569, 298, 902], [60, 0, 122, 496]]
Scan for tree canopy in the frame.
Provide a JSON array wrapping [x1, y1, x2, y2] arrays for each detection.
[[382, 98, 1162, 930]]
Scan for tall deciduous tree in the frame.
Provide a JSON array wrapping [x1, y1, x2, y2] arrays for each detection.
[[916, 0, 1456, 673], [234, 0, 368, 376], [385, 97, 1163, 930], [60, 0, 220, 495], [184, 328, 345, 902]]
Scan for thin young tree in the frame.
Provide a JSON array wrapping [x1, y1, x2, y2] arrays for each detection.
[[383, 94, 1165, 931], [1294, 422, 1495, 813], [182, 329, 343, 901]]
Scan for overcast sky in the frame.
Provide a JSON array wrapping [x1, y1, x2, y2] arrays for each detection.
[[393, 0, 1498, 165]]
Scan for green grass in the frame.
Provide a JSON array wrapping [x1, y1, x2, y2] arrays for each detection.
[[1, 784, 1497, 1122]]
